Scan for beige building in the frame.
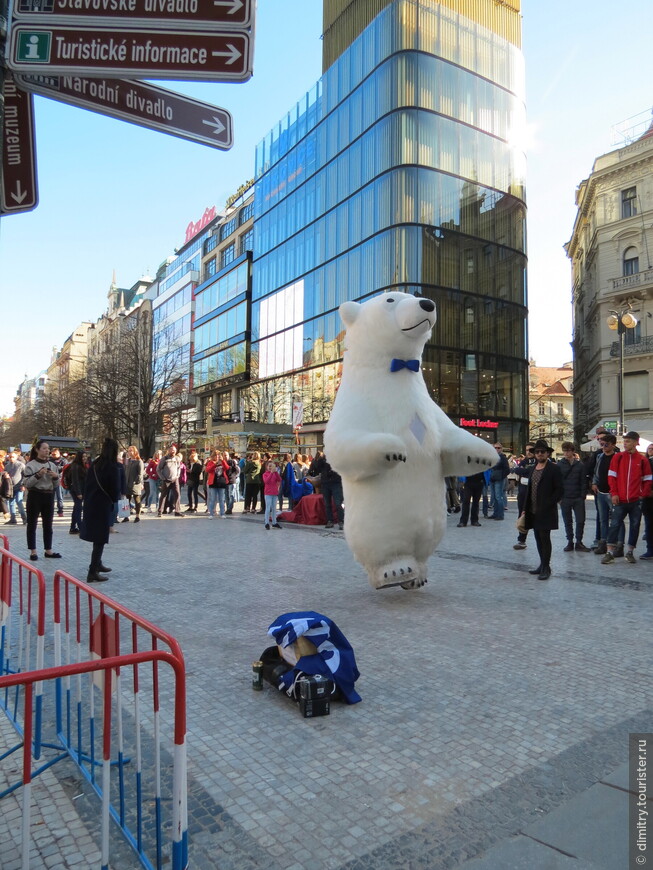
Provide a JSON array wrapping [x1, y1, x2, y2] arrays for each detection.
[[566, 116, 653, 442], [528, 363, 574, 456]]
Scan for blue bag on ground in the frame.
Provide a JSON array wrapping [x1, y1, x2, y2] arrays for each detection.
[[268, 611, 361, 704]]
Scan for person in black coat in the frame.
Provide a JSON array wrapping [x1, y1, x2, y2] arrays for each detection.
[[521, 439, 564, 581], [557, 442, 590, 552], [81, 438, 121, 583]]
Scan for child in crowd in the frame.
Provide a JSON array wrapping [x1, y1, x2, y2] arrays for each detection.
[[262, 461, 282, 530]]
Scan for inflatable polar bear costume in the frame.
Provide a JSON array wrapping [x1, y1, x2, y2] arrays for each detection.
[[324, 292, 497, 590]]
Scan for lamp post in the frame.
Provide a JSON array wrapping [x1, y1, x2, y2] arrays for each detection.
[[607, 306, 638, 436]]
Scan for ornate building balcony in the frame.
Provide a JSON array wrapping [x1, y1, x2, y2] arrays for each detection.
[[610, 335, 653, 357], [610, 268, 653, 299]]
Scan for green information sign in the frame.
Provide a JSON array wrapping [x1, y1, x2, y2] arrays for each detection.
[[15, 31, 51, 63]]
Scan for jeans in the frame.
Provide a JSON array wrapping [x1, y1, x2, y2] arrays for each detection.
[[489, 480, 505, 519], [26, 490, 55, 551], [9, 488, 27, 521], [560, 497, 586, 542], [321, 480, 344, 524], [264, 494, 278, 525], [607, 501, 642, 548], [207, 487, 226, 516], [71, 495, 83, 531], [54, 483, 64, 512], [596, 492, 625, 543], [144, 480, 157, 508], [159, 480, 181, 514], [227, 483, 238, 512], [187, 480, 200, 509]]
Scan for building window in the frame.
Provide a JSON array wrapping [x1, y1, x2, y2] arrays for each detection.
[[557, 402, 563, 415], [204, 257, 216, 281], [239, 201, 254, 224], [203, 235, 217, 255], [220, 218, 237, 241], [221, 243, 236, 269], [624, 371, 649, 411], [538, 402, 545, 415], [239, 227, 254, 256], [623, 247, 639, 276], [624, 321, 642, 346], [538, 427, 545, 439], [622, 187, 637, 219]]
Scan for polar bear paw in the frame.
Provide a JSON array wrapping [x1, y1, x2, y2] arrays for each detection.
[[400, 575, 428, 590], [371, 559, 420, 589]]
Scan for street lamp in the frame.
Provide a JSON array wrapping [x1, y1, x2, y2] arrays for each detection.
[[607, 306, 638, 436]]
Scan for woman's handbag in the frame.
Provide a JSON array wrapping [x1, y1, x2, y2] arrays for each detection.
[[117, 497, 131, 519], [516, 513, 528, 534]]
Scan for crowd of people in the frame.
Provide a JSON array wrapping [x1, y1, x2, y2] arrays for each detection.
[[453, 429, 653, 579], [2, 429, 651, 584]]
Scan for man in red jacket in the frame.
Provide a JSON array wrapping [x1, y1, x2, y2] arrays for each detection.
[[602, 431, 652, 564]]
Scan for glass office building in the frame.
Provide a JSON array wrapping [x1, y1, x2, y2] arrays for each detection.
[[246, 0, 528, 448]]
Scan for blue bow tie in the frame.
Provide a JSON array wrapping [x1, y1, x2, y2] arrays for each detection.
[[390, 358, 420, 373]]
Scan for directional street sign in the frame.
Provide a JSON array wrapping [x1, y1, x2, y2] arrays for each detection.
[[16, 73, 233, 149], [7, 25, 252, 81], [1, 77, 39, 215], [12, 0, 253, 30]]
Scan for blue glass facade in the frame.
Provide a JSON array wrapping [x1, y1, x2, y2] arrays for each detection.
[[247, 0, 528, 445]]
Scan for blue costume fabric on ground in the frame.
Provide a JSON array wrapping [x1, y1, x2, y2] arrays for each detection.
[[268, 611, 361, 704]]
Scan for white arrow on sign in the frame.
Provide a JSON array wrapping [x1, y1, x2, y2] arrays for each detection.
[[202, 115, 226, 136], [213, 0, 244, 12], [10, 181, 28, 204], [210, 43, 242, 65]]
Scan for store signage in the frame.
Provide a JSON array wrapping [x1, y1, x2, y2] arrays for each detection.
[[1, 77, 38, 215], [17, 74, 233, 149], [8, 25, 252, 81], [12, 0, 253, 28], [459, 418, 499, 430], [185, 205, 217, 243]]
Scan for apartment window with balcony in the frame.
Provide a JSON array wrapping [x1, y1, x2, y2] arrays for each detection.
[[624, 321, 642, 346], [623, 247, 639, 276], [622, 187, 637, 219]]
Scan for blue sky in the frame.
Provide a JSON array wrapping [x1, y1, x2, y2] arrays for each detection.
[[2, 0, 653, 416]]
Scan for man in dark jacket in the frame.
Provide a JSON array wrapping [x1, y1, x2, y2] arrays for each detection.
[[557, 442, 590, 552], [489, 443, 509, 520], [312, 452, 344, 530]]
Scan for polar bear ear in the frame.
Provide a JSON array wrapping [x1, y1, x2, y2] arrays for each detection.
[[340, 301, 361, 327]]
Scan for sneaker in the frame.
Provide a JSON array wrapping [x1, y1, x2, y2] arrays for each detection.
[[601, 552, 615, 565], [273, 523, 282, 529], [471, 522, 482, 527], [456, 522, 467, 528], [639, 553, 653, 560], [338, 523, 344, 530], [563, 542, 574, 552], [325, 521, 334, 528], [134, 517, 140, 523], [265, 523, 270, 530], [513, 542, 527, 550], [625, 551, 637, 564], [575, 543, 591, 552]]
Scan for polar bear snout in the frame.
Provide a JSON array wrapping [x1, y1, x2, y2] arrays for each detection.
[[418, 298, 435, 312], [395, 295, 436, 334]]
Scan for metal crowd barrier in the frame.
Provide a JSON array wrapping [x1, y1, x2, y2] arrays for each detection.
[[0, 545, 188, 870]]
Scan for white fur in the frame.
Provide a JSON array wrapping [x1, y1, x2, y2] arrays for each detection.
[[324, 292, 497, 590]]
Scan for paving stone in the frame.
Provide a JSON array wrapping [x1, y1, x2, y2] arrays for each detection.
[[0, 498, 652, 868]]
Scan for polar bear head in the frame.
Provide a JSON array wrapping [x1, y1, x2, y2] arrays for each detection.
[[340, 292, 436, 366]]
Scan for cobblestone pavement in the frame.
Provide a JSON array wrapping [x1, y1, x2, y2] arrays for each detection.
[[1, 495, 651, 868]]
